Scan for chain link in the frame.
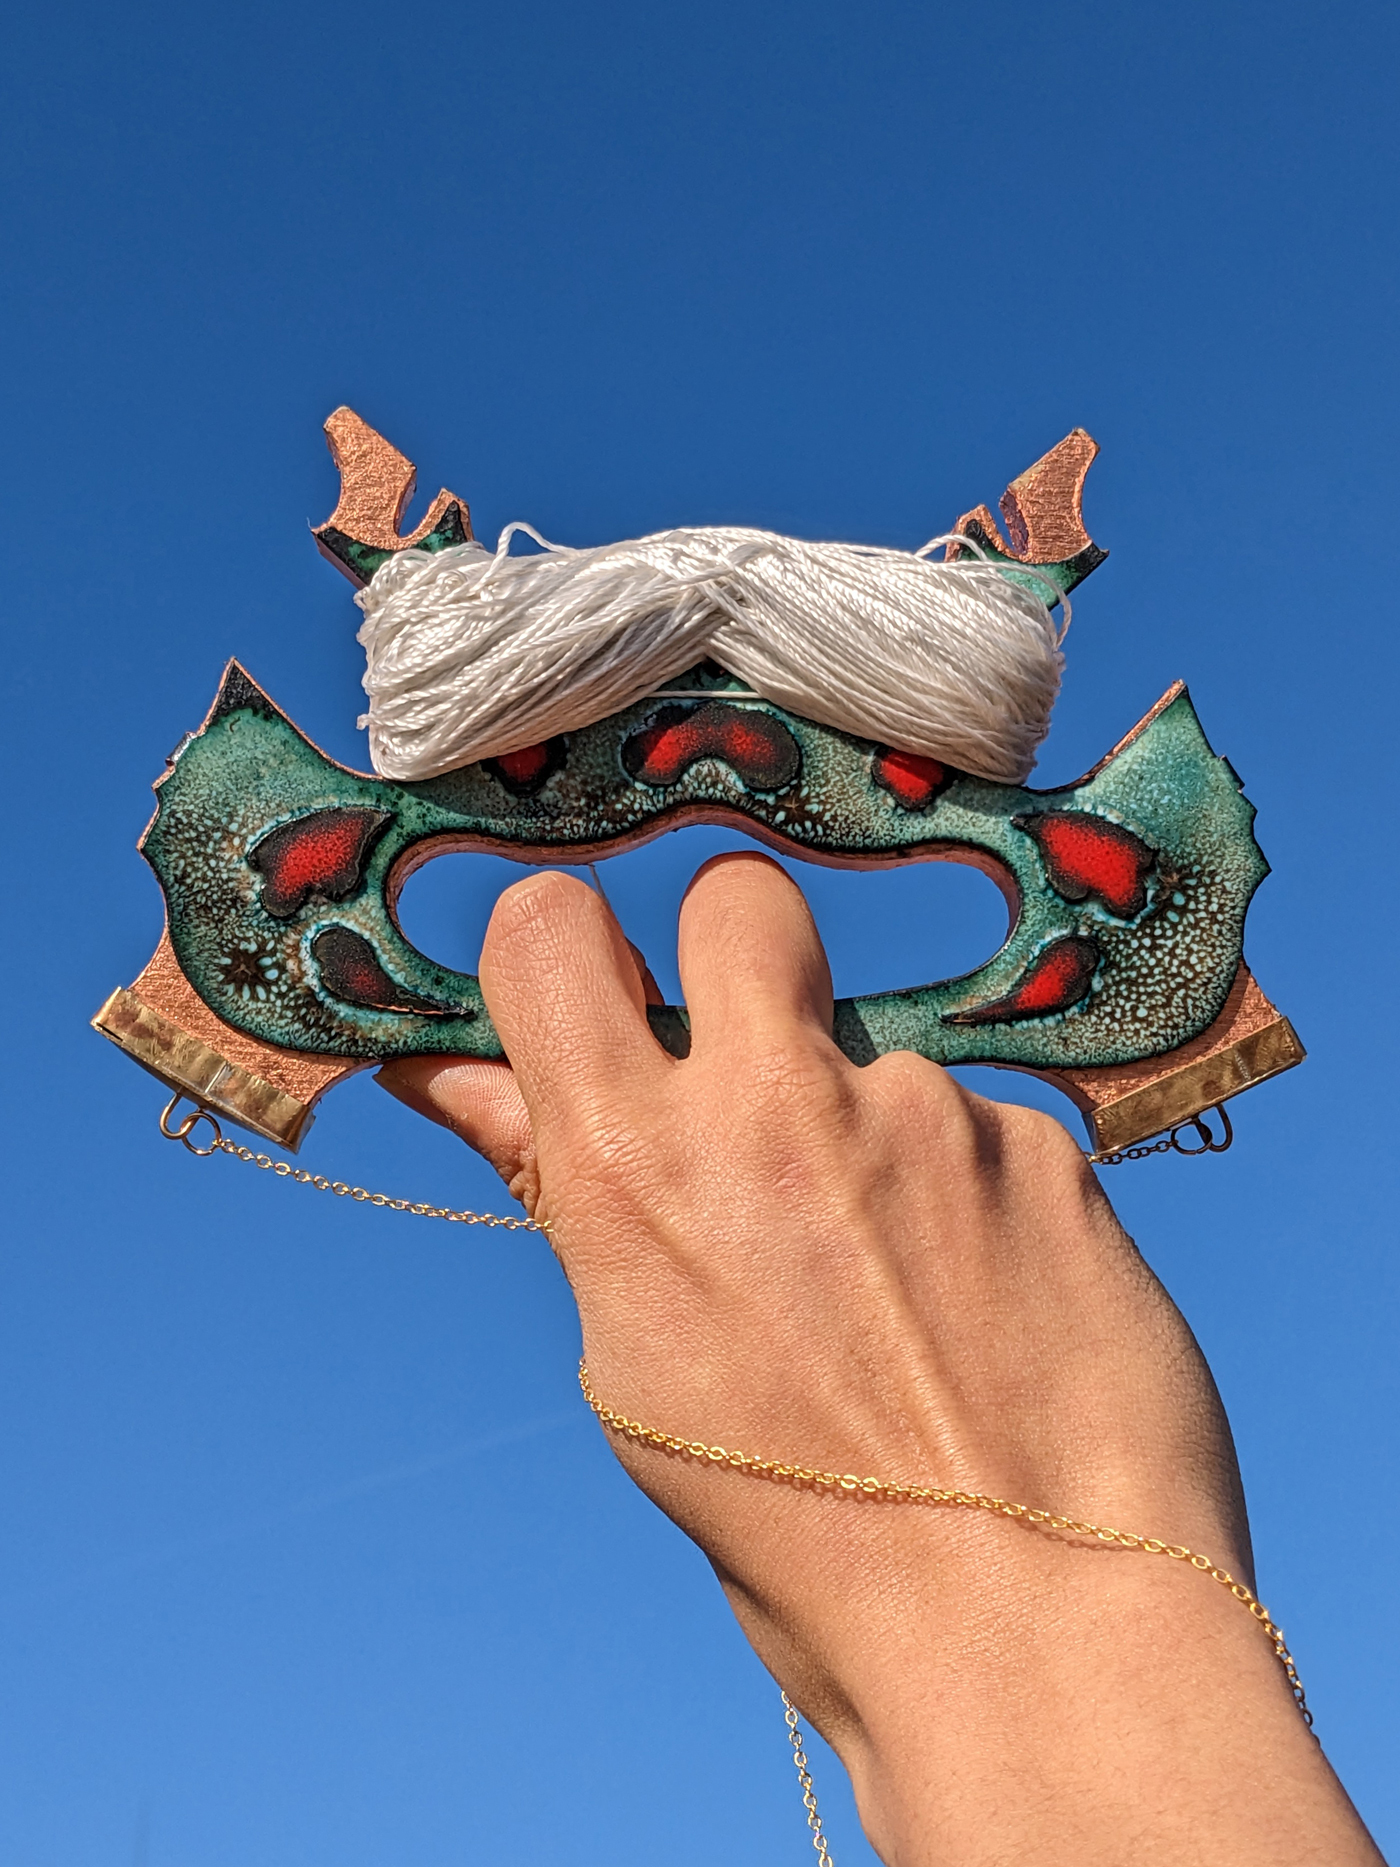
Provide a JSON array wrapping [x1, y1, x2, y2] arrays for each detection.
[[158, 1096, 548, 1232], [783, 1693, 836, 1865]]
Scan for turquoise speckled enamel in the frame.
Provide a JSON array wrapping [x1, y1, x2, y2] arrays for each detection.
[[139, 660, 1267, 1073]]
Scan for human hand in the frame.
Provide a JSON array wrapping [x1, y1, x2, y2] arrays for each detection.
[[379, 853, 1380, 1867]]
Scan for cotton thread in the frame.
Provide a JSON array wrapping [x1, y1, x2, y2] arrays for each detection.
[[355, 525, 1070, 786]]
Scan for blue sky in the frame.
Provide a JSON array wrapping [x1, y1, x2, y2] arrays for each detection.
[[2, 1, 1397, 1861]]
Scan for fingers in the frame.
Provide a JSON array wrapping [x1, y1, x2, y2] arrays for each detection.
[[677, 852, 834, 1054], [478, 870, 670, 1120], [376, 1056, 534, 1187], [377, 886, 666, 1213]]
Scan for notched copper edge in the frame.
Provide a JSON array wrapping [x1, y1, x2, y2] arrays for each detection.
[[92, 930, 364, 1151]]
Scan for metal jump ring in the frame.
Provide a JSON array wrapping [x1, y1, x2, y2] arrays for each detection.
[[1168, 1103, 1234, 1157], [158, 1093, 224, 1156]]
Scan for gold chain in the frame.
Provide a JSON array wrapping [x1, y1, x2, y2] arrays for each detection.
[[158, 1096, 548, 1233], [161, 1093, 837, 1850], [157, 1092, 1302, 1860], [577, 1361, 1311, 1724], [783, 1693, 836, 1865], [161, 1085, 1229, 1201], [579, 1360, 1313, 1859]]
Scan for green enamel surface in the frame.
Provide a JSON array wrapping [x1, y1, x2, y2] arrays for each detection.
[[318, 507, 472, 585], [141, 666, 1268, 1073], [960, 540, 1107, 605]]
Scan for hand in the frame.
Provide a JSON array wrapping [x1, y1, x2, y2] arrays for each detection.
[[379, 853, 1382, 1867]]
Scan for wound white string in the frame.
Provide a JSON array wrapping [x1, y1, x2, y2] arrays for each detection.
[[354, 524, 1070, 786]]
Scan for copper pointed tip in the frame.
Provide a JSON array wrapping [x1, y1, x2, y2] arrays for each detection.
[[1000, 430, 1099, 562], [949, 429, 1106, 588], [313, 410, 473, 585]]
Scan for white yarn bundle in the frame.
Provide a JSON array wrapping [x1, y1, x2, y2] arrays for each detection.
[[354, 523, 1070, 786]]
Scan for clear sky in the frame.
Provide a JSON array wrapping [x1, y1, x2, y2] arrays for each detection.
[[2, 2, 1397, 1861]]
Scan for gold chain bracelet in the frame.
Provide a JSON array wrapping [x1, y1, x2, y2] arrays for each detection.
[[577, 1361, 1311, 1726], [159, 1093, 1306, 1863], [579, 1360, 1315, 1864]]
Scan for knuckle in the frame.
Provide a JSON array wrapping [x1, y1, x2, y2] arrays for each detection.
[[1008, 1103, 1090, 1170], [729, 1037, 850, 1121], [488, 871, 589, 950], [866, 1048, 961, 1106], [868, 1052, 976, 1143]]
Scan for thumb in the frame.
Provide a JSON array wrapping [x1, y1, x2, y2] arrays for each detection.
[[376, 1058, 541, 1214]]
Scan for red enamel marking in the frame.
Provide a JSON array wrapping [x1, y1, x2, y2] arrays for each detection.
[[484, 736, 566, 796], [1006, 940, 1094, 1013], [872, 747, 947, 810], [309, 925, 452, 1016], [335, 943, 387, 999], [946, 936, 1099, 1026], [495, 742, 551, 785], [625, 704, 800, 791], [1024, 813, 1154, 918], [250, 808, 388, 918]]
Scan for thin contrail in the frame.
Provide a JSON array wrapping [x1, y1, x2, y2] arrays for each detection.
[[0, 1411, 579, 1611]]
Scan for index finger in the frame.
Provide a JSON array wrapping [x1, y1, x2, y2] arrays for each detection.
[[479, 871, 672, 1122]]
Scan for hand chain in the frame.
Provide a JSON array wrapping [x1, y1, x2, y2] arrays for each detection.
[[577, 1361, 1312, 1717], [156, 1088, 1254, 1862], [157, 1096, 549, 1232], [577, 1343, 1311, 1860]]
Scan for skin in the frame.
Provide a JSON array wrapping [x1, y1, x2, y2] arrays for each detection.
[[379, 852, 1383, 1867]]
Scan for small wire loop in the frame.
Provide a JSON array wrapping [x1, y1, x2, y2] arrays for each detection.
[[1168, 1119, 1213, 1157], [1169, 1104, 1234, 1157], [158, 1094, 224, 1156]]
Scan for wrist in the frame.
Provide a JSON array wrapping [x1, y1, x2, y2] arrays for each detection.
[[799, 1528, 1367, 1867], [591, 1391, 1379, 1866]]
